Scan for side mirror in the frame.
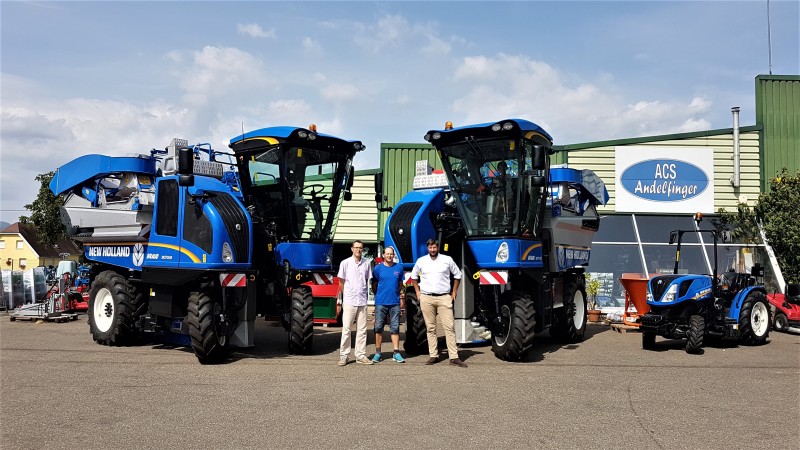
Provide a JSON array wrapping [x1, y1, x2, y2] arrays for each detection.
[[750, 264, 765, 278], [374, 172, 384, 196], [531, 145, 547, 170], [669, 231, 678, 245], [177, 147, 194, 187]]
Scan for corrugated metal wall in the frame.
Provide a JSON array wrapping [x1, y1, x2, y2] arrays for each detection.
[[377, 144, 441, 240], [563, 129, 762, 213], [333, 169, 381, 243], [756, 75, 800, 189]]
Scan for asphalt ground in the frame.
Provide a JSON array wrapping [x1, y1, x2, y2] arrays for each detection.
[[1, 314, 798, 450]]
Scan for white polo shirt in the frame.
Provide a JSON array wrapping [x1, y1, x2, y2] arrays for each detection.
[[411, 253, 462, 295]]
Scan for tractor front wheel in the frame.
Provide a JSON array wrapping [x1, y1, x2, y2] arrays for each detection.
[[685, 315, 704, 354], [773, 311, 789, 332], [187, 290, 229, 364], [403, 291, 427, 355], [738, 291, 770, 345], [87, 270, 144, 345], [288, 288, 314, 354], [492, 292, 536, 361]]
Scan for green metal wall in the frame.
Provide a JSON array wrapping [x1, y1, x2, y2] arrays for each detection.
[[756, 75, 800, 190], [377, 143, 440, 240]]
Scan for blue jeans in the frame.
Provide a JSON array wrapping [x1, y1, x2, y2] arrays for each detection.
[[374, 304, 401, 334]]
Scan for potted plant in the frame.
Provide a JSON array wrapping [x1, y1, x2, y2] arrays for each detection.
[[585, 273, 603, 322]]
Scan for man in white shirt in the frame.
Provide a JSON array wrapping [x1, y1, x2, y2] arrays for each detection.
[[411, 239, 467, 367], [336, 240, 374, 366]]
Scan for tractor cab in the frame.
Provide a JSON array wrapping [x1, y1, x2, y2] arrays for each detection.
[[229, 126, 363, 244], [427, 119, 554, 239]]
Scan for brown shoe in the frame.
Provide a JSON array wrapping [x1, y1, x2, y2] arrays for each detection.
[[449, 358, 468, 368], [425, 357, 438, 365]]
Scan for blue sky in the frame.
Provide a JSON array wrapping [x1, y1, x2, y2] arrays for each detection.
[[1, 1, 798, 224]]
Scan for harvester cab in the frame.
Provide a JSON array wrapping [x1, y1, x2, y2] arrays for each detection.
[[382, 119, 609, 361], [228, 125, 363, 353], [641, 214, 770, 353]]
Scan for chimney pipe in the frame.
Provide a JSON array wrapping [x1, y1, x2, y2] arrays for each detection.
[[731, 107, 741, 188]]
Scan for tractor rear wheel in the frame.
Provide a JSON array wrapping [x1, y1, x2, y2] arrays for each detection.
[[738, 291, 770, 345], [288, 288, 314, 354], [403, 291, 427, 355], [87, 270, 144, 345], [685, 315, 704, 354], [187, 290, 229, 364], [642, 331, 656, 350], [773, 311, 788, 332], [492, 291, 536, 361], [550, 276, 587, 342]]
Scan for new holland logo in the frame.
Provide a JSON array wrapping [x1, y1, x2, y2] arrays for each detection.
[[132, 243, 145, 267]]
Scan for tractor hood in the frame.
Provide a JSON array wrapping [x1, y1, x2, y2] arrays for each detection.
[[647, 274, 713, 306]]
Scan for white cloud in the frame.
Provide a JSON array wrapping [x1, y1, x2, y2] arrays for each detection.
[[353, 14, 458, 56], [176, 46, 272, 106], [302, 37, 323, 55], [237, 23, 277, 39], [451, 54, 718, 143], [320, 83, 361, 104]]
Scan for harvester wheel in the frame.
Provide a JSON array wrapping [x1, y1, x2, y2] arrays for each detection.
[[87, 270, 144, 346], [492, 291, 535, 361], [773, 311, 788, 332], [738, 291, 770, 345], [187, 290, 229, 364], [288, 288, 314, 354], [685, 315, 704, 354], [642, 331, 656, 350], [402, 291, 427, 355], [550, 276, 587, 342]]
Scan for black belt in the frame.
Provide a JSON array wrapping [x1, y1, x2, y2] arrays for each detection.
[[422, 292, 450, 296]]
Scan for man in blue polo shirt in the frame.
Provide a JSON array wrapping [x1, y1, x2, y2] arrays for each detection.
[[371, 246, 406, 363]]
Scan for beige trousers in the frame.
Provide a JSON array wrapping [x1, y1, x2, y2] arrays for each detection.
[[420, 294, 459, 360], [339, 304, 368, 359]]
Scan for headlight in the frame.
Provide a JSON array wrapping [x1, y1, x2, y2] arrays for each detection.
[[646, 291, 653, 302], [424, 133, 431, 142], [432, 132, 441, 140], [502, 122, 514, 130], [298, 130, 308, 138], [661, 284, 678, 302], [495, 242, 509, 263], [308, 133, 317, 140], [222, 242, 233, 263], [491, 123, 502, 132]]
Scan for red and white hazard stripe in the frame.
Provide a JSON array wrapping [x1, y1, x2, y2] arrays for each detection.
[[219, 273, 247, 287], [312, 273, 335, 285], [479, 271, 508, 285]]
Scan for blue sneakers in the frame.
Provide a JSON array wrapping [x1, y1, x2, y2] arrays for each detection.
[[392, 352, 406, 363], [372, 353, 382, 363]]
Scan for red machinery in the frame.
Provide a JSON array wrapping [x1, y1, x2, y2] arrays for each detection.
[[618, 273, 652, 327], [768, 284, 800, 333]]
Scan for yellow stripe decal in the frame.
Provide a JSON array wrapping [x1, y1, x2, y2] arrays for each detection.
[[524, 131, 553, 145], [238, 137, 279, 145], [147, 243, 201, 263], [521, 243, 542, 260]]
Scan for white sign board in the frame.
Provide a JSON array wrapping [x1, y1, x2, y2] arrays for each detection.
[[615, 146, 714, 213]]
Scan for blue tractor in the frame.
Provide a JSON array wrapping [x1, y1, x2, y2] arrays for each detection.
[[376, 119, 609, 361], [49, 127, 362, 363], [640, 215, 771, 353]]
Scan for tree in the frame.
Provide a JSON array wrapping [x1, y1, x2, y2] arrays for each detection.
[[19, 171, 66, 246], [717, 169, 800, 285]]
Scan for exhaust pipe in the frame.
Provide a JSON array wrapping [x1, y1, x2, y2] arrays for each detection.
[[730, 107, 740, 188]]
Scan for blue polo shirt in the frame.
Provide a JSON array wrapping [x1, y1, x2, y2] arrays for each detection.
[[373, 262, 403, 306]]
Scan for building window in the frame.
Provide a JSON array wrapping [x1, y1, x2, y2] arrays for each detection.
[[19, 258, 27, 269], [0, 240, 5, 249], [16, 240, 23, 249]]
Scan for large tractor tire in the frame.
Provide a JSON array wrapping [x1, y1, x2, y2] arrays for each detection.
[[642, 331, 656, 350], [87, 270, 144, 346], [550, 276, 587, 342], [186, 290, 229, 364], [738, 291, 770, 345], [288, 288, 314, 354], [492, 291, 536, 361], [685, 314, 705, 354], [773, 311, 789, 332], [403, 291, 428, 355]]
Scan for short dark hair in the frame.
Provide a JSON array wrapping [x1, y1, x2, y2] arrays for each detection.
[[426, 238, 439, 246], [352, 240, 363, 246]]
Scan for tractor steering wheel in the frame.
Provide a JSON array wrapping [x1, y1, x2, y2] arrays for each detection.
[[303, 184, 327, 199]]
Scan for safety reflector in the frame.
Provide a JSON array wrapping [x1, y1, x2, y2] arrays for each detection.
[[220, 273, 247, 287], [479, 271, 508, 285], [312, 274, 335, 285]]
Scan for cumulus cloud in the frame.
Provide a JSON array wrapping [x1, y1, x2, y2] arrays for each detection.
[[353, 14, 455, 56], [237, 23, 277, 39], [450, 54, 717, 143], [302, 37, 323, 55], [176, 46, 272, 106]]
